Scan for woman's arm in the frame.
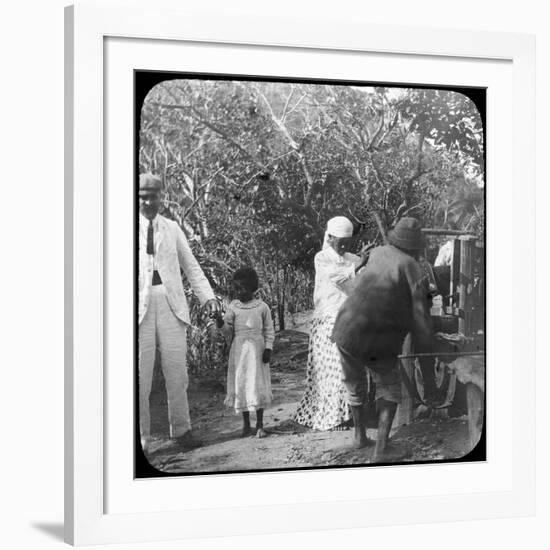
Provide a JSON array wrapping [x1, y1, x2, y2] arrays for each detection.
[[315, 252, 356, 290], [354, 242, 376, 273]]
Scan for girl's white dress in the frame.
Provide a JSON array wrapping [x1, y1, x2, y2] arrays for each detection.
[[222, 299, 275, 413]]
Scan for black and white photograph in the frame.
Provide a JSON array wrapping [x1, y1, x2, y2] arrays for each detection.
[[3, 0, 545, 545], [135, 73, 486, 477]]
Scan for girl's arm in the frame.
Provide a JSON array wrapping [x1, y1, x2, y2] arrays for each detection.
[[220, 305, 236, 344], [261, 303, 275, 363]]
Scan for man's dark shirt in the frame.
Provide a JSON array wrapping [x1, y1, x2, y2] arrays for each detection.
[[332, 244, 433, 361]]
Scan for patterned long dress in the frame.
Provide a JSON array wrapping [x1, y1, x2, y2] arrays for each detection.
[[223, 299, 275, 413], [293, 247, 360, 430]]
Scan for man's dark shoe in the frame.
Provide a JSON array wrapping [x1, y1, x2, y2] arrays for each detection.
[[172, 432, 203, 451]]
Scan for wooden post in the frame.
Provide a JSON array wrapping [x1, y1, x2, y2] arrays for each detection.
[[458, 236, 475, 334], [449, 238, 461, 313], [397, 333, 414, 426]]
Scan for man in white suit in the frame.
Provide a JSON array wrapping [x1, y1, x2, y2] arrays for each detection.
[[138, 173, 220, 452]]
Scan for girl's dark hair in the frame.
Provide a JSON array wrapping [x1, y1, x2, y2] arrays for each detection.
[[232, 266, 259, 292]]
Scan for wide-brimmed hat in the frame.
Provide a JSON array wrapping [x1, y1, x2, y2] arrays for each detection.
[[139, 173, 162, 196], [387, 217, 425, 250]]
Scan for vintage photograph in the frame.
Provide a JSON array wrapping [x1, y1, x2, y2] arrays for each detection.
[[135, 73, 485, 476]]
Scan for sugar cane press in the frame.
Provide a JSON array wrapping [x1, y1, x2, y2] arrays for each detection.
[[396, 229, 485, 447], [424, 230, 485, 344]]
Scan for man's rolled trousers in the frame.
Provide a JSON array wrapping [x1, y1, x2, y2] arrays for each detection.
[[332, 217, 433, 462]]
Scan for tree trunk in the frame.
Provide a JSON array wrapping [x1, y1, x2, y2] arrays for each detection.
[[278, 303, 285, 331]]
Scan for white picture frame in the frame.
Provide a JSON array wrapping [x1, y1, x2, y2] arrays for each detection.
[[65, 0, 535, 545]]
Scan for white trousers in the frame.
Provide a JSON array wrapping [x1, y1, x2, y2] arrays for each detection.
[[139, 285, 190, 443]]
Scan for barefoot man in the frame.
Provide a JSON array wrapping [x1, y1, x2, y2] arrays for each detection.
[[332, 217, 433, 463]]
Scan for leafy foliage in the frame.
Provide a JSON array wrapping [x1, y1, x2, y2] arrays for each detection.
[[139, 80, 485, 375]]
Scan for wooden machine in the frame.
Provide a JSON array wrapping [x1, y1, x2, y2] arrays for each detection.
[[424, 229, 485, 340], [397, 229, 486, 451]]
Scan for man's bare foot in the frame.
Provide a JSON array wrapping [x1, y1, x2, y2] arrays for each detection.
[[172, 431, 202, 450], [372, 442, 411, 463], [349, 405, 370, 449], [241, 426, 253, 438], [352, 433, 370, 449], [256, 428, 267, 438]]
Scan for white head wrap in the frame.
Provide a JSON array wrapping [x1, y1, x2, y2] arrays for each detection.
[[322, 216, 354, 249]]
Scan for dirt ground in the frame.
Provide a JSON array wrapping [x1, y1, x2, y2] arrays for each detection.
[[144, 330, 477, 474]]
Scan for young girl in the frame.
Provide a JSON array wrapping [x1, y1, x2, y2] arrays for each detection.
[[216, 267, 275, 438]]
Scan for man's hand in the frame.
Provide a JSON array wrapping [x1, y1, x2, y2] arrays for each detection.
[[356, 241, 375, 272], [214, 312, 224, 329], [262, 349, 272, 364]]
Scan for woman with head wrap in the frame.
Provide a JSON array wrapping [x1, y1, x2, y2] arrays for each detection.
[[293, 216, 364, 430]]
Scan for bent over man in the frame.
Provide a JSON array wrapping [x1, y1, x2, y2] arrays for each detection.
[[332, 217, 433, 463], [138, 173, 220, 452]]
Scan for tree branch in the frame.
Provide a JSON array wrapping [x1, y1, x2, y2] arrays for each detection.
[[239, 150, 295, 189], [372, 210, 389, 244], [374, 111, 399, 149], [403, 129, 428, 201], [368, 115, 386, 150], [253, 87, 300, 150], [183, 167, 223, 217], [281, 85, 296, 121], [150, 101, 265, 171], [253, 86, 316, 206], [283, 92, 307, 121], [366, 153, 387, 188]]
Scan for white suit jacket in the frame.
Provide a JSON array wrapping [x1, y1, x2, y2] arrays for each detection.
[[138, 214, 215, 325]]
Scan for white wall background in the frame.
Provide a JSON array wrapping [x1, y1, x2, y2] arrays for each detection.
[[0, 0, 546, 548]]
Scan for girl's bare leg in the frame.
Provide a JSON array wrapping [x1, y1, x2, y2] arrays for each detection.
[[256, 409, 266, 438], [241, 411, 252, 437]]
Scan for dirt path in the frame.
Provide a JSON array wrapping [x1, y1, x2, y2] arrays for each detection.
[[145, 330, 475, 474]]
